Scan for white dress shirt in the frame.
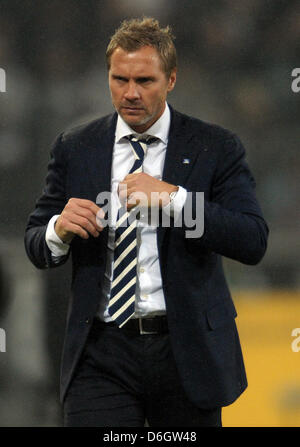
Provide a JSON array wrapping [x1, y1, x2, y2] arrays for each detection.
[[46, 103, 187, 321]]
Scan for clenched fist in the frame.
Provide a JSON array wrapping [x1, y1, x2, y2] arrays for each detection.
[[55, 198, 105, 243], [119, 173, 178, 210]]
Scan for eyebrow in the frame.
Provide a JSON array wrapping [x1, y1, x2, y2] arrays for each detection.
[[111, 74, 155, 82]]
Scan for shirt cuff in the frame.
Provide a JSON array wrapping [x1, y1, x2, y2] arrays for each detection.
[[162, 186, 187, 222], [45, 214, 70, 258]]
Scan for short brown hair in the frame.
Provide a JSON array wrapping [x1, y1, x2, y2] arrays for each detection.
[[106, 17, 177, 78]]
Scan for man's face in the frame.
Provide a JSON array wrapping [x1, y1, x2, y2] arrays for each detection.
[[108, 46, 176, 133]]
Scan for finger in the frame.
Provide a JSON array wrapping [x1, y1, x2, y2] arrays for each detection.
[[68, 198, 101, 216], [126, 197, 140, 210], [58, 218, 90, 240], [65, 212, 101, 238], [68, 223, 90, 240], [118, 189, 128, 205], [72, 204, 103, 232], [118, 182, 130, 201], [96, 208, 106, 229], [128, 191, 149, 208], [123, 173, 140, 181]]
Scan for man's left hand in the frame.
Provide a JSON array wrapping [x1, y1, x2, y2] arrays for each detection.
[[118, 173, 178, 210]]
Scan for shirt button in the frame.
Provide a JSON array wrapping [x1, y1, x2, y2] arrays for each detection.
[[140, 268, 145, 273], [142, 294, 149, 300]]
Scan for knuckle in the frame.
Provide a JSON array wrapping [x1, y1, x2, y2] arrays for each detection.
[[86, 209, 94, 219], [59, 216, 67, 227], [81, 217, 89, 226]]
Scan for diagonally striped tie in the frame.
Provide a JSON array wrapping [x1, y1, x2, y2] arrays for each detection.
[[108, 135, 157, 327]]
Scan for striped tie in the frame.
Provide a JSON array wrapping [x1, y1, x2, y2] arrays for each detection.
[[108, 135, 157, 327]]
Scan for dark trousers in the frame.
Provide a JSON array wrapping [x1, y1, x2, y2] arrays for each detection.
[[63, 319, 222, 427]]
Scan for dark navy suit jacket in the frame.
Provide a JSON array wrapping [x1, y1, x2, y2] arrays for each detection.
[[24, 106, 269, 408]]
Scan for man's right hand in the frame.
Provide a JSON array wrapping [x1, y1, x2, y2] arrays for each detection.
[[55, 198, 105, 244]]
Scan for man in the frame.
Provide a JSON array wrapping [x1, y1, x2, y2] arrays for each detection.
[[24, 17, 268, 427]]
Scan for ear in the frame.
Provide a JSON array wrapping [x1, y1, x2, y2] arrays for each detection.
[[167, 68, 177, 92]]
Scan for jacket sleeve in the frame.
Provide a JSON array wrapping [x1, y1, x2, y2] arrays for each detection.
[[182, 134, 269, 265], [24, 133, 70, 269]]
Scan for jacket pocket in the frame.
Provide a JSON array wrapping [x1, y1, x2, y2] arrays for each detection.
[[205, 299, 237, 330]]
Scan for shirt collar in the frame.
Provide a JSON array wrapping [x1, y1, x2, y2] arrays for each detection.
[[115, 102, 170, 145]]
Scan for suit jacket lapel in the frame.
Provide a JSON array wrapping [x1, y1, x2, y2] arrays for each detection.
[[83, 112, 117, 200], [162, 107, 201, 186]]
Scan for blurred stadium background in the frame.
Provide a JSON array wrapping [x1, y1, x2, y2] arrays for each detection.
[[0, 0, 299, 426]]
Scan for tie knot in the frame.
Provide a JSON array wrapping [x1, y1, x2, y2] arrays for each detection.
[[127, 135, 157, 145]]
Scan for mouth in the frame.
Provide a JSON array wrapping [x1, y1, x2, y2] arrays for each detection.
[[122, 106, 144, 112]]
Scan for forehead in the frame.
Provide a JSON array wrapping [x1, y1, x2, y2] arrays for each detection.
[[109, 46, 165, 76]]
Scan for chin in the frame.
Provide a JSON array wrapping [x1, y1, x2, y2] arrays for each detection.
[[124, 116, 150, 129]]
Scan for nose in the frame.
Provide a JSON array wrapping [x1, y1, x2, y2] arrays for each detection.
[[124, 81, 140, 101]]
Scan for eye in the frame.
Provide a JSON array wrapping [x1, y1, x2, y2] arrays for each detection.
[[113, 76, 127, 83], [138, 78, 153, 84]]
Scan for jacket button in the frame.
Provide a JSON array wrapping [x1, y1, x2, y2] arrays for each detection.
[[85, 317, 90, 324]]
